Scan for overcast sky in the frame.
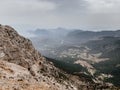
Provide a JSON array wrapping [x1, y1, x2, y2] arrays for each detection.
[[0, 0, 120, 31]]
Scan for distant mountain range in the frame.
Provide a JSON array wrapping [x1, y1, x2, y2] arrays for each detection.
[[29, 28, 120, 45], [29, 28, 120, 88], [66, 30, 120, 44]]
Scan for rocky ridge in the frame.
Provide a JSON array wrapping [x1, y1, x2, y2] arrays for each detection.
[[0, 25, 79, 90]]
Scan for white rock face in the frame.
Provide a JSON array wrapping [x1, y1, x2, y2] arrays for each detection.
[[0, 52, 5, 58], [74, 60, 96, 76]]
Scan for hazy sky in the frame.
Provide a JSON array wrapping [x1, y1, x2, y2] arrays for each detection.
[[0, 0, 120, 31]]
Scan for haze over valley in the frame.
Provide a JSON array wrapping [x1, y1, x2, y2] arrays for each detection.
[[0, 0, 120, 89], [19, 28, 120, 87]]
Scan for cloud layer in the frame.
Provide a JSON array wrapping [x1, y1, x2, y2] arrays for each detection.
[[0, 0, 120, 30], [86, 0, 120, 13]]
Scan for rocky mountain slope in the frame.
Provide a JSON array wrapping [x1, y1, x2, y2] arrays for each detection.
[[85, 37, 120, 86], [0, 25, 80, 90]]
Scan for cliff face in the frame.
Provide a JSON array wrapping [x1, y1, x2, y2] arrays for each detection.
[[0, 25, 79, 90]]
